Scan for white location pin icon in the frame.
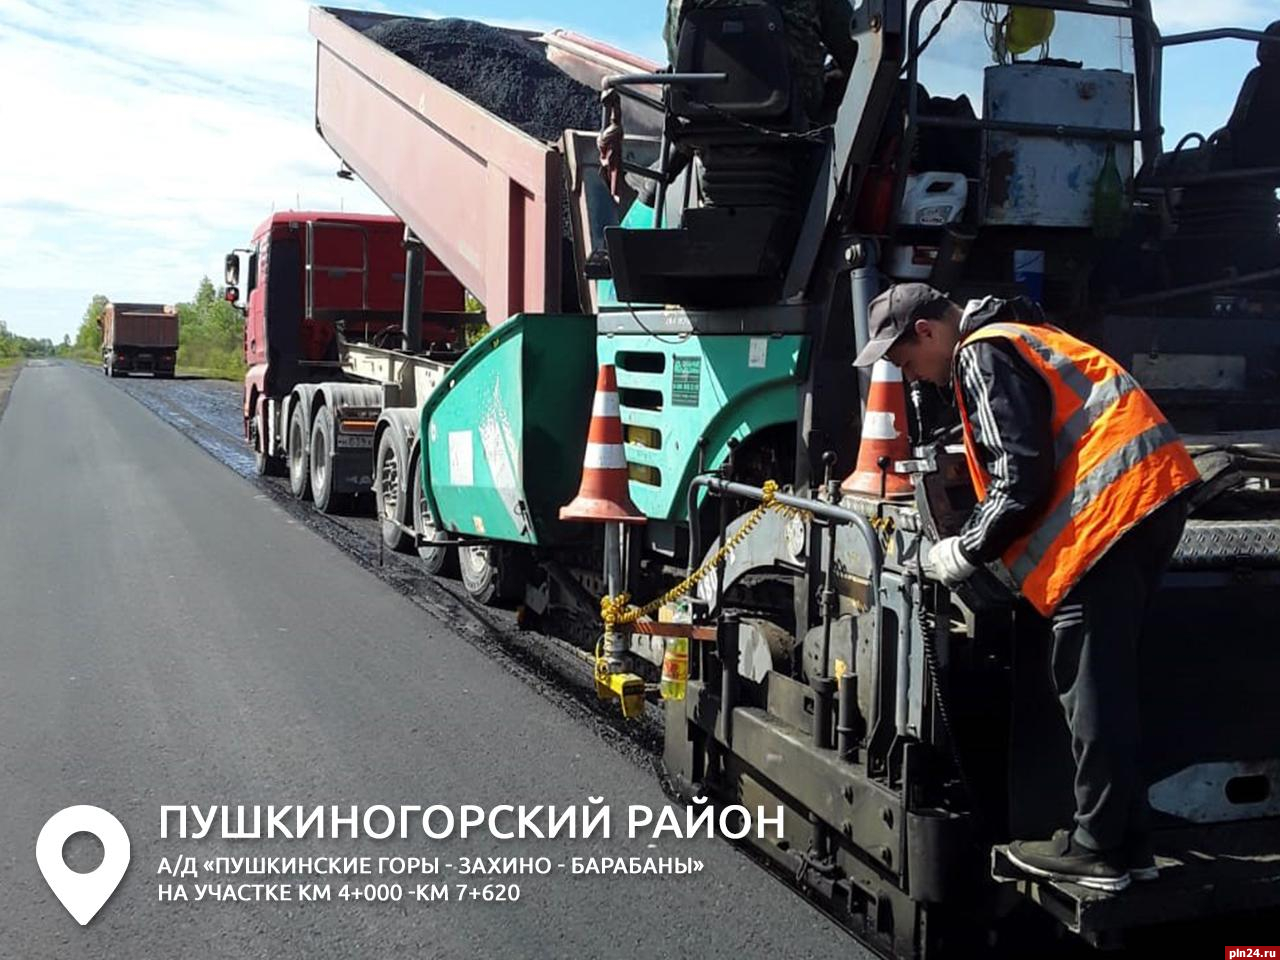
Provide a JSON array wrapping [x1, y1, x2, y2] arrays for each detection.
[[36, 805, 130, 925]]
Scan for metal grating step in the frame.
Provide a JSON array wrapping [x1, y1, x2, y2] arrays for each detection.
[[1171, 519, 1280, 569]]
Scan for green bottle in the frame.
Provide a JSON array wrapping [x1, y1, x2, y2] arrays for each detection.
[[1092, 141, 1126, 239]]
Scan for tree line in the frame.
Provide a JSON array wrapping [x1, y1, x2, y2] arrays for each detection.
[[74, 278, 246, 379], [0, 320, 60, 361]]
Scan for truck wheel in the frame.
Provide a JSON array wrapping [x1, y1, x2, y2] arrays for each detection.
[[410, 452, 457, 577], [460, 543, 526, 606], [376, 430, 413, 553], [460, 545, 502, 605], [254, 447, 286, 478], [288, 405, 311, 500], [310, 406, 347, 514]]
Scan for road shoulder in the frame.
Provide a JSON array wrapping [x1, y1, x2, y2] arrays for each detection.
[[0, 360, 23, 423]]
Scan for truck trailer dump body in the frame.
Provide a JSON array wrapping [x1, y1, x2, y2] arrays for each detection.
[[101, 301, 179, 377], [310, 7, 657, 321]]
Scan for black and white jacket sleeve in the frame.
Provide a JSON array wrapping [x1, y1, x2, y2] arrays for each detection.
[[954, 339, 1056, 565]]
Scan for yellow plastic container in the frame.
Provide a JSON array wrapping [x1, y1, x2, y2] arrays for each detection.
[[660, 636, 689, 701]]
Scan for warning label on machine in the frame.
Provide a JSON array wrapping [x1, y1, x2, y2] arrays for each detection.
[[672, 356, 701, 407]]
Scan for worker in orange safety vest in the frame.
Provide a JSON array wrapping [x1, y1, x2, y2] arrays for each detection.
[[854, 282, 1199, 892]]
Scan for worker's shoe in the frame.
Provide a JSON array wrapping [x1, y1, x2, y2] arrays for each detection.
[[1126, 838, 1159, 882], [1006, 830, 1131, 892]]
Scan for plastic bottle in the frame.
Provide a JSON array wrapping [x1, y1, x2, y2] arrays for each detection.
[[660, 636, 689, 701], [1092, 141, 1126, 239]]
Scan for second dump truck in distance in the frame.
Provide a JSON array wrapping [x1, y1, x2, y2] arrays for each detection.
[[101, 301, 179, 378]]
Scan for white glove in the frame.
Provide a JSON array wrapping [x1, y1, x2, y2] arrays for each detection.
[[928, 536, 977, 587]]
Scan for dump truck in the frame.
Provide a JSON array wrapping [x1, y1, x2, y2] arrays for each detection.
[[228, 211, 467, 508], [300, 4, 1280, 954], [101, 302, 179, 378]]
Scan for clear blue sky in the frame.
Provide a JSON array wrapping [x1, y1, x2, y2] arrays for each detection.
[[438, 0, 666, 58], [0, 0, 1272, 343]]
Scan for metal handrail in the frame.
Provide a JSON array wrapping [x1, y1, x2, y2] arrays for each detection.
[[603, 72, 727, 91], [602, 72, 729, 226], [915, 115, 1143, 142], [1158, 27, 1280, 48], [1151, 28, 1280, 156], [901, 1, 1277, 209], [898, 0, 1163, 230], [689, 475, 884, 761], [687, 474, 884, 622]]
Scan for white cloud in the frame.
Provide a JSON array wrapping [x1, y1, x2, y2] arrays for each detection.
[[0, 0, 387, 339], [0, 0, 665, 340]]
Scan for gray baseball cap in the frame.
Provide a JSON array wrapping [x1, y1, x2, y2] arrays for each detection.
[[853, 283, 949, 367]]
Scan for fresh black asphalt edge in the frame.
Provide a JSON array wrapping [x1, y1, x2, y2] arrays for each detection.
[[97, 365, 665, 774], [96, 368, 863, 945]]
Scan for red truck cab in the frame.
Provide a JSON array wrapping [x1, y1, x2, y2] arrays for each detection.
[[234, 211, 465, 451]]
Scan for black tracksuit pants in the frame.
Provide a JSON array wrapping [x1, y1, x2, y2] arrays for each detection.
[[1048, 496, 1188, 853]]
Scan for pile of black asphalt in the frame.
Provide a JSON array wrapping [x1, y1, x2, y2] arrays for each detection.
[[365, 17, 601, 143]]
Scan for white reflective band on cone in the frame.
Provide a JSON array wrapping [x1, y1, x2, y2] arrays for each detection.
[[862, 412, 900, 441], [872, 359, 903, 383], [584, 443, 628, 469], [592, 392, 620, 418]]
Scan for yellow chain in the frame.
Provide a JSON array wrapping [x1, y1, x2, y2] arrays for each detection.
[[599, 480, 812, 639]]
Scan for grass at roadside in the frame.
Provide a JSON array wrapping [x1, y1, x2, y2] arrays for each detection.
[[178, 336, 245, 382], [0, 356, 24, 368], [178, 365, 244, 382], [64, 351, 241, 383]]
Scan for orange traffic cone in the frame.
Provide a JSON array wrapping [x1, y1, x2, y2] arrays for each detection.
[[561, 365, 647, 524], [842, 359, 914, 498]]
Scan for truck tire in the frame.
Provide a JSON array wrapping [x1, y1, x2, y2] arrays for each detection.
[[409, 452, 457, 577], [310, 406, 347, 514], [459, 544, 502, 605], [459, 543, 526, 607], [376, 430, 413, 553], [288, 404, 312, 501], [254, 447, 286, 478]]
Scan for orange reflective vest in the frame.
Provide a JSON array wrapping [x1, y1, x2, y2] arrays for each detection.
[[954, 322, 1199, 616]]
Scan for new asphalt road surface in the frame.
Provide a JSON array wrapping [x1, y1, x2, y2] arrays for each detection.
[[0, 362, 858, 959]]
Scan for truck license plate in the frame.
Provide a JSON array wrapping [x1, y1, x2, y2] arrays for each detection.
[[337, 435, 374, 450]]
